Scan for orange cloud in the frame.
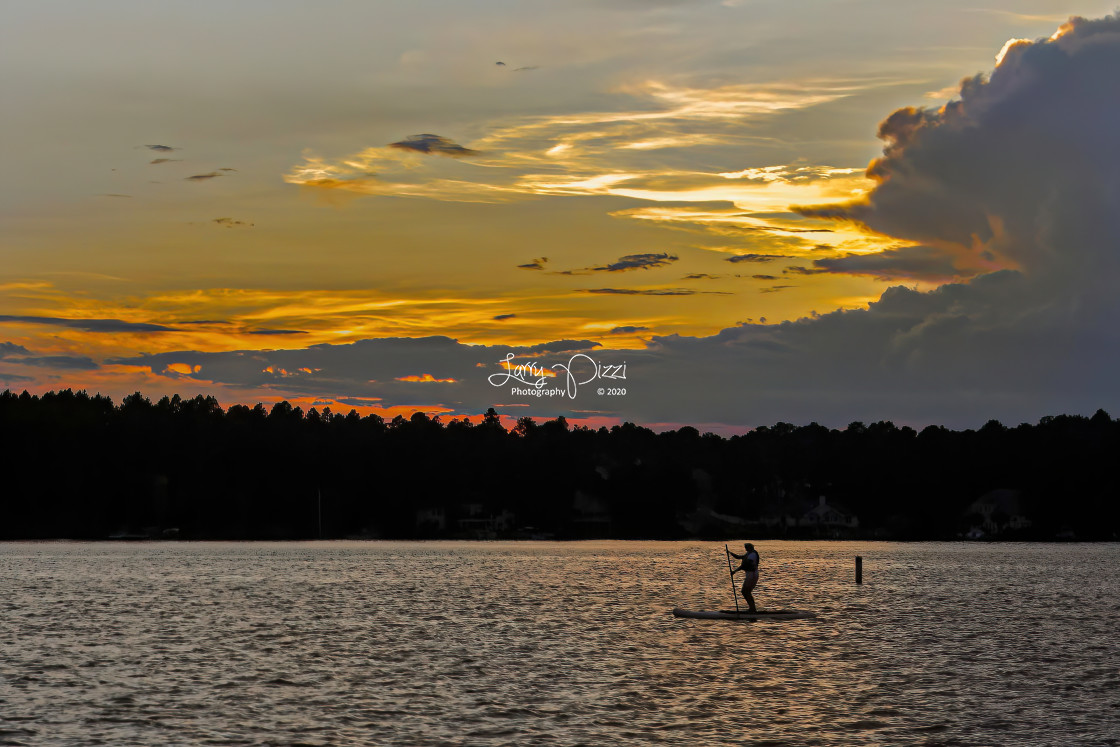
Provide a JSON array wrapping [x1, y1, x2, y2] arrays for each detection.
[[395, 373, 458, 383]]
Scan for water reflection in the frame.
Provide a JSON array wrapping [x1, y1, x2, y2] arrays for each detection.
[[2, 541, 1117, 745]]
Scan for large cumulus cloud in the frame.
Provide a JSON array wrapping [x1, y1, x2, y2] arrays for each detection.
[[798, 13, 1120, 283]]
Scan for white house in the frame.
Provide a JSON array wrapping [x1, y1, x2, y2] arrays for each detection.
[[800, 496, 859, 528], [966, 489, 1031, 535]]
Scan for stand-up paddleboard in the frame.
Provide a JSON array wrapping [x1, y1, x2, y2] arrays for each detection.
[[672, 608, 816, 621]]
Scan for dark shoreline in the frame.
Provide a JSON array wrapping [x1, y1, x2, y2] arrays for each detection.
[[4, 389, 1119, 543]]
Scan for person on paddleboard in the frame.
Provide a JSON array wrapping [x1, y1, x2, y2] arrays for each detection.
[[728, 542, 760, 612]]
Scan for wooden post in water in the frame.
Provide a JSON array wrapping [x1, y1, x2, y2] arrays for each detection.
[[855, 555, 863, 584]]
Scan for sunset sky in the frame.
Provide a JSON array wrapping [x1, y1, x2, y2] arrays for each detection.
[[3, 0, 1119, 431]]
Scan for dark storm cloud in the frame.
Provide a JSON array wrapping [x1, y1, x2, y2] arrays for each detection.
[[335, 396, 384, 406], [0, 315, 177, 333], [17, 355, 99, 370], [389, 134, 478, 158], [0, 342, 32, 359], [105, 275, 1120, 427], [0, 341, 98, 369], [812, 245, 965, 281], [111, 336, 601, 408], [505, 340, 602, 355], [794, 13, 1120, 280]]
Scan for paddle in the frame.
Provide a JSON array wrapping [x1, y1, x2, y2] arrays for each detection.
[[725, 544, 740, 613]]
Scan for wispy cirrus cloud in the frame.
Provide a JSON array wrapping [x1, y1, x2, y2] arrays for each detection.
[[282, 76, 898, 214], [725, 253, 789, 264], [610, 205, 840, 238], [212, 217, 254, 228], [280, 77, 899, 283], [6, 287, 633, 354], [582, 287, 730, 296], [0, 315, 177, 333], [244, 329, 307, 336], [473, 78, 889, 170]]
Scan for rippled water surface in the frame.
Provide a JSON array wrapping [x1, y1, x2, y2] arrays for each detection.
[[2, 541, 1118, 746]]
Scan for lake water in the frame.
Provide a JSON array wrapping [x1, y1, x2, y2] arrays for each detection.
[[2, 541, 1118, 746]]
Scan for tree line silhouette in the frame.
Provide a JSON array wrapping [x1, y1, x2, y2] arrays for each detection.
[[2, 388, 1117, 540]]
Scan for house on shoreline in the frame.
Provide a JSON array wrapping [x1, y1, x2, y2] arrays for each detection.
[[748, 497, 860, 537], [693, 495, 861, 538], [799, 495, 860, 532], [963, 488, 1032, 539]]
